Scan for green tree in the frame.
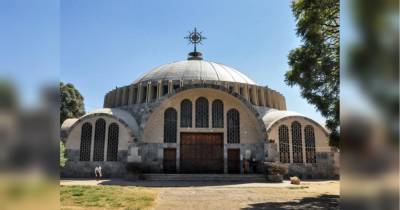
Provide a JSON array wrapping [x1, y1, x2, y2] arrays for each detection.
[[60, 141, 67, 167], [60, 82, 85, 124], [285, 0, 339, 146]]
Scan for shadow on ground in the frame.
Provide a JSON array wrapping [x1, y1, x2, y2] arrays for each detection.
[[99, 179, 272, 187], [242, 194, 340, 210]]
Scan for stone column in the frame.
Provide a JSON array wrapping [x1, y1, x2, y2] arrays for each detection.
[[283, 97, 287, 110], [137, 83, 142, 104], [157, 80, 162, 99], [115, 88, 121, 107], [234, 83, 240, 94], [168, 80, 173, 94], [289, 124, 293, 163], [121, 87, 127, 106], [128, 85, 134, 105], [302, 125, 307, 163], [260, 88, 266, 107], [103, 93, 108, 108], [146, 82, 151, 103], [244, 85, 250, 102], [253, 86, 259, 106]]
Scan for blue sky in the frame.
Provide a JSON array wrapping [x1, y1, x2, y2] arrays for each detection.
[[1, 0, 326, 124]]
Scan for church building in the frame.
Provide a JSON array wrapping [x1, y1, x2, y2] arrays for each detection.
[[61, 29, 338, 178]]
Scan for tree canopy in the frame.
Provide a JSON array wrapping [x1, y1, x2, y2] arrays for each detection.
[[286, 0, 339, 146], [60, 82, 85, 125]]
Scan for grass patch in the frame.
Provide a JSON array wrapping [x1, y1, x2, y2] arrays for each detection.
[[61, 185, 158, 210]]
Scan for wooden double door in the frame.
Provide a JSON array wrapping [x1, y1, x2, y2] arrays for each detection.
[[180, 133, 223, 173]]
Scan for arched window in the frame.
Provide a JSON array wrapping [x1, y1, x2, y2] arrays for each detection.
[[227, 109, 240, 143], [180, 99, 192, 128], [93, 118, 106, 161], [305, 125, 316, 163], [107, 123, 119, 161], [291, 121, 303, 163], [164, 108, 177, 143], [278, 125, 290, 163], [212, 100, 224, 128], [195, 97, 209, 128], [79, 122, 92, 161]]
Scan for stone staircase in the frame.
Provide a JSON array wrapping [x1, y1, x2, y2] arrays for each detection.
[[143, 174, 266, 182]]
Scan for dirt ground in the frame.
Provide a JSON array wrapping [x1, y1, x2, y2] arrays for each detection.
[[60, 179, 340, 210]]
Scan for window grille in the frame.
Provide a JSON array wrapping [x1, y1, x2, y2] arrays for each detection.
[[107, 123, 119, 161], [278, 125, 290, 163], [212, 99, 224, 128], [227, 109, 240, 143], [304, 125, 316, 163], [164, 108, 177, 143], [195, 97, 209, 128], [93, 118, 106, 161], [291, 121, 303, 163], [79, 122, 92, 161], [180, 99, 192, 128]]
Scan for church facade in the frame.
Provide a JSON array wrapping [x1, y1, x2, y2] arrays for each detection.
[[61, 48, 339, 179]]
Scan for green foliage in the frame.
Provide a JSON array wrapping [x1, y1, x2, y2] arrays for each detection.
[[60, 82, 85, 125], [60, 141, 67, 167], [286, 0, 339, 146]]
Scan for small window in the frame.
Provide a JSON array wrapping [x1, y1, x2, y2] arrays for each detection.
[[107, 123, 119, 161], [164, 108, 177, 143], [180, 99, 192, 128], [212, 100, 224, 128], [291, 121, 303, 163], [93, 118, 106, 161], [227, 109, 240, 143], [278, 125, 290, 163], [305, 126, 316, 163], [79, 122, 92, 161], [195, 97, 209, 128]]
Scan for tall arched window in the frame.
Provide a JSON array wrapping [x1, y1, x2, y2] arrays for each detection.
[[93, 118, 106, 161], [212, 100, 224, 128], [291, 121, 303, 163], [180, 99, 192, 128], [107, 123, 119, 161], [278, 125, 290, 163], [195, 97, 209, 128], [304, 125, 316, 163], [79, 122, 92, 161], [227, 109, 240, 143], [164, 108, 177, 143]]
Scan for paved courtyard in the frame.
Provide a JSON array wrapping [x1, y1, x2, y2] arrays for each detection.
[[60, 179, 340, 210]]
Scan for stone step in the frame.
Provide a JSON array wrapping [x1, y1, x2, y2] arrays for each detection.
[[143, 174, 266, 182]]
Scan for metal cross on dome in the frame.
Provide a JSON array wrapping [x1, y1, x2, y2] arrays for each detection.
[[184, 27, 206, 53]]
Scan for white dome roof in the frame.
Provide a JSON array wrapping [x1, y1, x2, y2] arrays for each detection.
[[134, 60, 257, 85]]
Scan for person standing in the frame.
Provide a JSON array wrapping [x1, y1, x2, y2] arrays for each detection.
[[95, 166, 102, 181]]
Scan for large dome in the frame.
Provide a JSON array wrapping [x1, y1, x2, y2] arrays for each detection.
[[133, 60, 257, 85]]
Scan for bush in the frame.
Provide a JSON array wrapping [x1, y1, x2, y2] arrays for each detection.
[[263, 162, 287, 183], [264, 162, 287, 176]]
